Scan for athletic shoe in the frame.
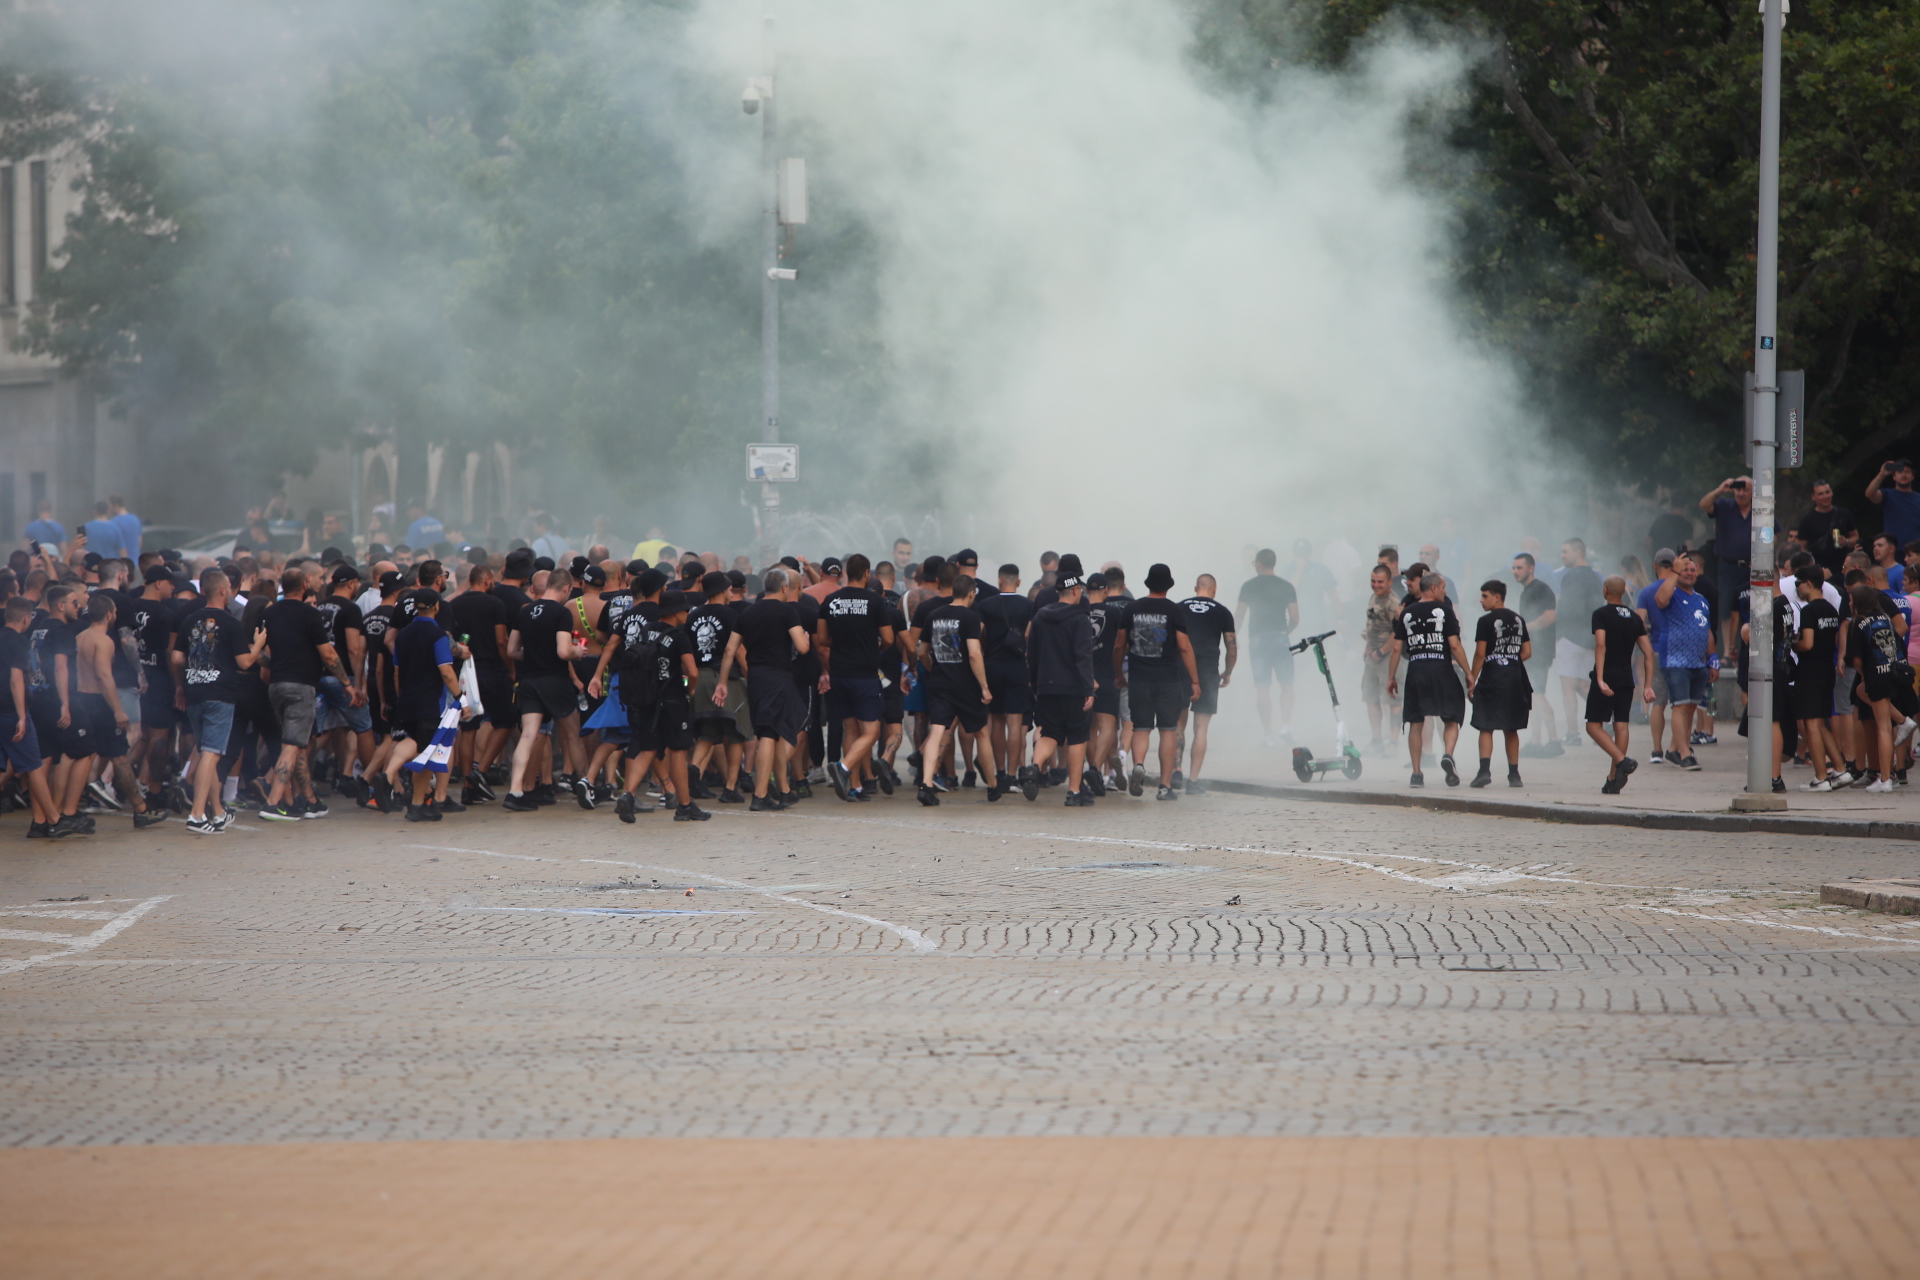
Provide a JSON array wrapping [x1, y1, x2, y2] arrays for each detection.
[[828, 760, 853, 802], [928, 773, 951, 794], [674, 803, 712, 821], [1469, 770, 1491, 789], [1770, 777, 1785, 793], [573, 777, 596, 810], [133, 809, 169, 830], [531, 783, 557, 806], [461, 786, 486, 806], [915, 784, 940, 807], [1562, 731, 1581, 746], [874, 765, 895, 796], [1047, 767, 1069, 787], [1409, 772, 1424, 788], [615, 791, 637, 824], [1186, 778, 1208, 795], [986, 785, 1006, 802], [960, 769, 977, 789], [212, 811, 236, 832], [851, 787, 873, 802], [1616, 757, 1638, 783], [1155, 785, 1177, 801], [1830, 770, 1856, 789], [259, 804, 301, 822], [1508, 772, 1523, 788], [1802, 779, 1832, 792], [86, 780, 123, 812], [791, 780, 814, 801], [687, 777, 715, 801], [751, 794, 786, 812], [1519, 743, 1543, 759], [369, 775, 394, 813], [1440, 754, 1460, 787], [1064, 791, 1094, 807], [404, 803, 439, 822], [302, 800, 330, 818], [501, 792, 538, 812], [1664, 751, 1685, 767], [438, 798, 466, 813], [595, 781, 617, 804], [1646, 752, 1665, 765], [1019, 766, 1040, 802], [26, 821, 62, 839], [996, 772, 1016, 792], [186, 815, 218, 834], [1896, 769, 1910, 786], [718, 788, 746, 805], [1171, 770, 1185, 790], [1128, 763, 1146, 797], [1693, 730, 1718, 746], [1866, 777, 1894, 793], [1600, 775, 1621, 795], [1083, 767, 1107, 797], [1679, 755, 1702, 771], [466, 766, 497, 801]]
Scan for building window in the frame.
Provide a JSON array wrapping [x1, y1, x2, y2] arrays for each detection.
[[0, 473, 13, 543], [28, 160, 47, 293], [0, 164, 12, 306]]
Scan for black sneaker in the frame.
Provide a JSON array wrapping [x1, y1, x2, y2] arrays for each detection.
[[1409, 772, 1425, 788], [1019, 765, 1040, 802], [718, 788, 746, 804], [828, 760, 852, 802], [996, 772, 1016, 792], [916, 784, 940, 807], [573, 777, 596, 810], [302, 800, 330, 819], [1680, 755, 1702, 771], [1616, 756, 1638, 783], [791, 780, 813, 800], [1047, 767, 1069, 787], [750, 793, 786, 812], [1128, 764, 1146, 797], [1508, 771, 1523, 788], [615, 791, 636, 824], [1185, 778, 1207, 795], [1171, 769, 1184, 790], [1601, 775, 1622, 795], [1064, 791, 1094, 807], [1155, 785, 1177, 801], [1469, 770, 1491, 789], [961, 769, 977, 789], [370, 775, 395, 814], [1440, 754, 1460, 787], [87, 780, 123, 812], [674, 803, 711, 822], [501, 792, 538, 812], [874, 764, 895, 796], [27, 821, 62, 839], [133, 808, 169, 829], [595, 781, 616, 805], [437, 798, 466, 813], [466, 766, 497, 801], [986, 785, 1006, 802], [1664, 750, 1685, 767], [404, 803, 438, 823], [1083, 767, 1107, 797], [1770, 776, 1786, 793], [687, 776, 715, 800], [531, 783, 557, 806], [259, 803, 301, 822], [461, 785, 485, 806]]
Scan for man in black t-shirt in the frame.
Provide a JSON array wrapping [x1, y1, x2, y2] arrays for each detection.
[[442, 563, 513, 801], [915, 574, 1000, 805], [1023, 563, 1097, 805], [1792, 568, 1845, 784], [1387, 572, 1473, 787], [1117, 564, 1200, 800], [260, 568, 353, 820], [715, 566, 811, 811], [26, 586, 87, 832], [171, 568, 264, 830], [788, 586, 824, 796], [687, 572, 749, 801], [597, 589, 708, 823], [816, 554, 895, 801], [1175, 573, 1236, 794], [502, 568, 586, 810], [314, 564, 375, 795], [1, 595, 60, 836], [1081, 567, 1129, 787], [129, 564, 180, 791], [1467, 580, 1533, 788], [975, 563, 1036, 790], [1585, 575, 1656, 793]]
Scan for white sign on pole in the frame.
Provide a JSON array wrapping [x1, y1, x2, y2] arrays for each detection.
[[748, 443, 798, 482], [778, 158, 808, 225]]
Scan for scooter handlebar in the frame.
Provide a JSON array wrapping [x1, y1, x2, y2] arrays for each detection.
[[1288, 630, 1336, 654]]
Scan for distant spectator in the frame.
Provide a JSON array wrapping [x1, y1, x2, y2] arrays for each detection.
[[1793, 479, 1857, 575], [81, 501, 129, 560], [404, 501, 445, 551], [1699, 476, 1753, 661], [1652, 551, 1716, 769], [1865, 458, 1920, 551], [23, 502, 65, 555], [1551, 539, 1604, 745]]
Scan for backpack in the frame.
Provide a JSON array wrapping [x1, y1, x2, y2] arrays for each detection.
[[616, 621, 665, 708]]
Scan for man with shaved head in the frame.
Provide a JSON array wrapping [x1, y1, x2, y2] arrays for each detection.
[[1175, 573, 1236, 794]]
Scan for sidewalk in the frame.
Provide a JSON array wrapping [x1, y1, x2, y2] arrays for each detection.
[[1200, 675, 1920, 840]]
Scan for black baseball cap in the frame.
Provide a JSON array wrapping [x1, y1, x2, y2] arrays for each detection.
[[378, 571, 405, 594], [580, 564, 607, 588], [330, 563, 361, 585], [1086, 572, 1108, 590], [409, 587, 441, 612], [821, 557, 843, 574], [143, 564, 174, 585]]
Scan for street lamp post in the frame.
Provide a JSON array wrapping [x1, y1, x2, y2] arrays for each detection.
[[1740, 0, 1786, 808], [745, 18, 781, 571]]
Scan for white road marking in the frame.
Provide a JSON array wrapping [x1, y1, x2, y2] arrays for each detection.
[[581, 859, 938, 953], [1629, 903, 1920, 947], [462, 906, 759, 918], [0, 896, 173, 978]]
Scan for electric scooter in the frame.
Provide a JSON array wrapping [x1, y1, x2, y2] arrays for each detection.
[[1288, 630, 1363, 782]]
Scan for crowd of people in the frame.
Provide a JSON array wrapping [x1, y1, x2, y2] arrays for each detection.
[[10, 461, 1920, 839]]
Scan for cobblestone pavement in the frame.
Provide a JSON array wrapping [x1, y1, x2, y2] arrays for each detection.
[[3, 785, 1917, 1146]]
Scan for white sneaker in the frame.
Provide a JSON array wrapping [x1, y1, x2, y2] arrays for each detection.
[[1828, 771, 1854, 789], [1867, 778, 1894, 793], [1898, 719, 1918, 747], [1802, 780, 1832, 792]]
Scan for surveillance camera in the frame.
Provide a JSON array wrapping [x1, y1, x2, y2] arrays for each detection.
[[768, 267, 798, 281], [741, 84, 762, 114]]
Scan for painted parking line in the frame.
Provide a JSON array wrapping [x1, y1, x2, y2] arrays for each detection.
[[0, 896, 173, 978]]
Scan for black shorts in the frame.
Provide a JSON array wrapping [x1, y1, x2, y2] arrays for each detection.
[[926, 685, 990, 735], [825, 676, 884, 724], [476, 664, 517, 728], [1856, 669, 1919, 719], [1092, 684, 1121, 719], [1130, 678, 1188, 731], [986, 660, 1033, 715], [1035, 692, 1092, 746], [747, 667, 808, 743], [881, 682, 905, 726], [1402, 661, 1466, 724], [572, 656, 605, 719], [1792, 671, 1836, 722], [28, 694, 82, 761], [1473, 662, 1533, 731], [70, 692, 129, 759], [1583, 676, 1634, 726], [516, 673, 578, 721], [400, 716, 442, 748], [627, 701, 695, 755], [1192, 666, 1221, 717]]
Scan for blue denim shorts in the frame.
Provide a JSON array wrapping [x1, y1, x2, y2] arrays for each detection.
[[1662, 666, 1713, 707], [186, 699, 237, 757], [316, 675, 373, 735]]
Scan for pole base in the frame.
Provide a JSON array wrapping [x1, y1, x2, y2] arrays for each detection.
[[1730, 793, 1788, 813]]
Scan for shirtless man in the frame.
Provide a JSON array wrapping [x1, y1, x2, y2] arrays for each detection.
[[73, 595, 167, 828]]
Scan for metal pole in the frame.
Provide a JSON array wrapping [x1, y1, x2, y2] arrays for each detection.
[[758, 16, 780, 571], [1742, 0, 1784, 805]]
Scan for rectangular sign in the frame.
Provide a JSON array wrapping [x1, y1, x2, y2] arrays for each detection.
[[1778, 369, 1805, 468], [747, 443, 798, 482]]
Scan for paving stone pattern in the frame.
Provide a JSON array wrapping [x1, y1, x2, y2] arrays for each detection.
[[3, 790, 1918, 1145]]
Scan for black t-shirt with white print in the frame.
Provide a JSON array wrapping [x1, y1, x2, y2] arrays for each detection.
[[926, 603, 984, 693], [1394, 600, 1459, 662], [512, 599, 572, 678], [1122, 595, 1189, 683], [1475, 607, 1530, 666]]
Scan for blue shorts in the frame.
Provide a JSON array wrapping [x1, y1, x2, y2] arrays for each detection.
[[1663, 666, 1713, 707], [1247, 632, 1294, 687], [0, 713, 43, 773], [902, 665, 929, 714], [185, 699, 237, 757], [825, 676, 884, 724], [315, 676, 373, 735]]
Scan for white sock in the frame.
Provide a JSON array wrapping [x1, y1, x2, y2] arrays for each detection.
[[223, 777, 239, 803]]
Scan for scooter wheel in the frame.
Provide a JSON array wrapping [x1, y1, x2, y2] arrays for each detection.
[[1292, 748, 1314, 784], [1342, 756, 1363, 781]]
